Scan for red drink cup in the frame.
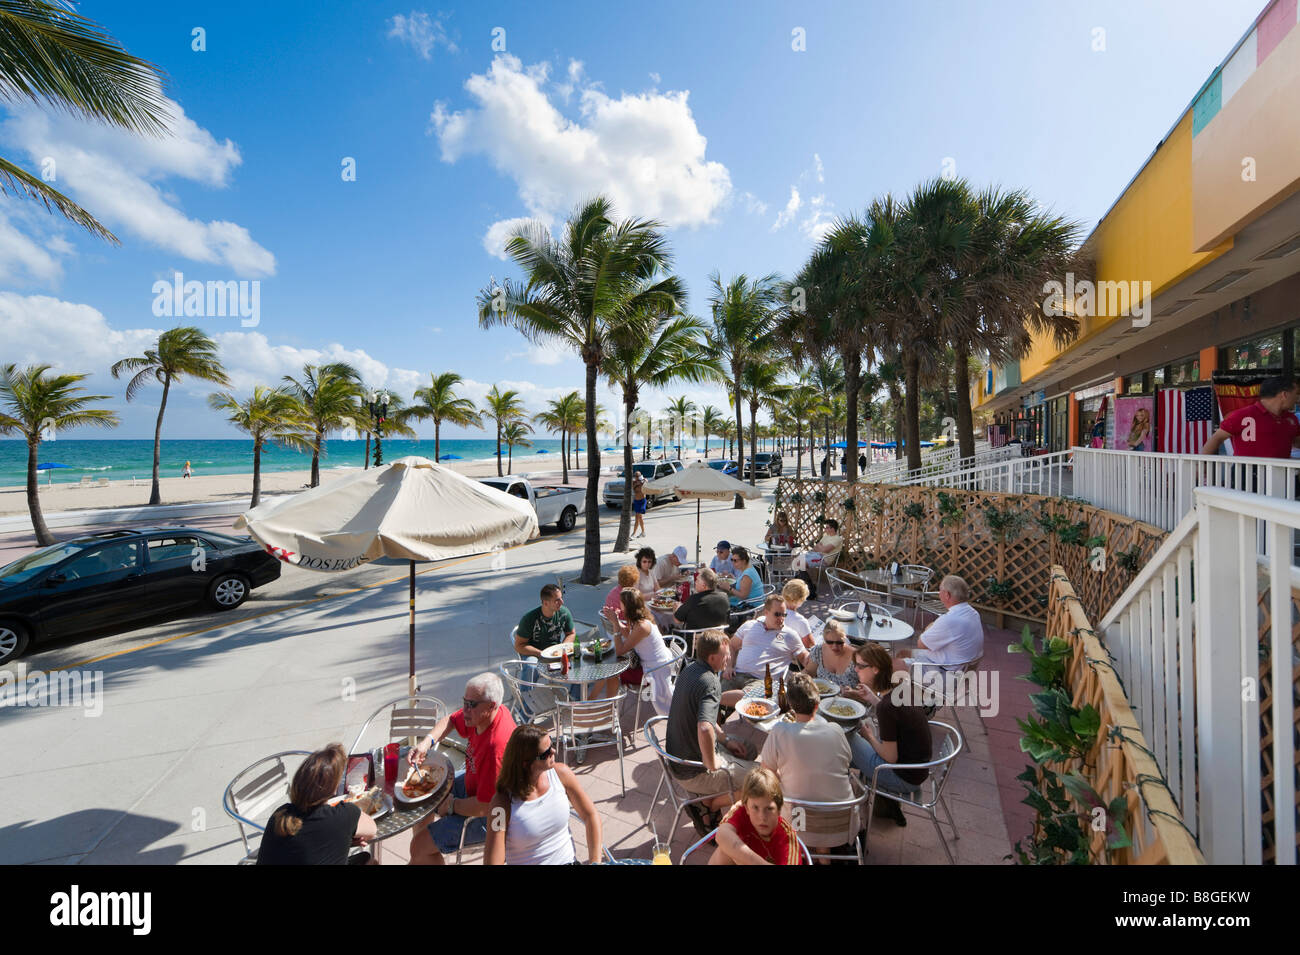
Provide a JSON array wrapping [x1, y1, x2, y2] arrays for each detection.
[[383, 743, 400, 794]]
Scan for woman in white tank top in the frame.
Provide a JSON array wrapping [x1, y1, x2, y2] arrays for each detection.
[[484, 725, 604, 865], [613, 588, 678, 717]]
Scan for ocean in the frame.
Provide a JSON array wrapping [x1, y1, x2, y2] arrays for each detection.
[[0, 438, 597, 487]]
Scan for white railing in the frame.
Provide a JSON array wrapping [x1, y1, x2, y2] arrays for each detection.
[[1099, 486, 1298, 865], [896, 449, 1074, 497], [865, 442, 1013, 484], [1073, 447, 1300, 532]]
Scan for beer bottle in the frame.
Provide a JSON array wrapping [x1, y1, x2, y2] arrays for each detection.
[[778, 675, 789, 714], [764, 663, 773, 699], [572, 631, 581, 667]]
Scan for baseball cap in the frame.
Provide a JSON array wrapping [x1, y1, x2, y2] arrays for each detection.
[[716, 540, 730, 550], [672, 546, 688, 561]]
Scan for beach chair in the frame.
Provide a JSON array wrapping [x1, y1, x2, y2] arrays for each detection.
[[95, 477, 110, 488], [78, 476, 93, 488]]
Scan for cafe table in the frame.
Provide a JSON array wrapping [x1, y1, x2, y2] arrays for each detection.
[[819, 606, 914, 644], [366, 747, 458, 861], [861, 568, 926, 608], [538, 652, 632, 701]]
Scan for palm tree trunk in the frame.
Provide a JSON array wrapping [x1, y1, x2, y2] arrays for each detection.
[[844, 348, 860, 484], [495, 422, 503, 477], [311, 428, 322, 487], [507, 444, 513, 474], [149, 376, 170, 505], [615, 393, 635, 552], [251, 440, 263, 508], [363, 431, 371, 470], [748, 399, 758, 487], [434, 421, 441, 465], [733, 374, 746, 509], [796, 421, 803, 478], [953, 344, 975, 462], [27, 439, 54, 547], [904, 355, 922, 472], [580, 361, 602, 585], [561, 429, 569, 484]]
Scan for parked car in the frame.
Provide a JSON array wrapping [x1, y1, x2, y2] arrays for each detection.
[[743, 452, 784, 478], [707, 459, 739, 476], [603, 460, 685, 509], [478, 476, 586, 531], [0, 527, 282, 664]]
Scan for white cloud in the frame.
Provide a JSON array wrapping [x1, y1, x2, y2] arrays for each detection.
[[387, 12, 458, 59], [813, 153, 825, 183], [482, 215, 551, 259], [740, 192, 768, 216], [430, 54, 731, 229], [649, 72, 662, 85], [1, 96, 275, 276], [0, 206, 67, 284], [772, 187, 800, 230], [800, 194, 835, 242]]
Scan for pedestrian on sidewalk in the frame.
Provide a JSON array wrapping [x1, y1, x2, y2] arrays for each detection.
[[631, 473, 648, 538]]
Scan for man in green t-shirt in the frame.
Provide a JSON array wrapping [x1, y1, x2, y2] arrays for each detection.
[[514, 583, 576, 658]]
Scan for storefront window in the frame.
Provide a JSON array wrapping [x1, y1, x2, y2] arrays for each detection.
[[1151, 368, 1166, 387], [1170, 357, 1200, 385], [1227, 332, 1283, 371]]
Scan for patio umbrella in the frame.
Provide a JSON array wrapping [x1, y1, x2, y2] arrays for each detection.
[[234, 456, 538, 694], [644, 460, 762, 566], [36, 462, 70, 485], [437, 453, 462, 461]]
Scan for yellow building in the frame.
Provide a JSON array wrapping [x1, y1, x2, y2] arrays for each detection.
[[979, 0, 1300, 450]]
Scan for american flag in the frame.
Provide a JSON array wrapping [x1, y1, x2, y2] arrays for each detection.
[[1158, 386, 1214, 453]]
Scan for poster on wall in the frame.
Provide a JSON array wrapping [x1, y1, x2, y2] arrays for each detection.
[[1113, 396, 1155, 452]]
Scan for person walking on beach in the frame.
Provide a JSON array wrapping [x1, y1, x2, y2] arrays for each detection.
[[631, 473, 648, 538], [183, 460, 192, 479]]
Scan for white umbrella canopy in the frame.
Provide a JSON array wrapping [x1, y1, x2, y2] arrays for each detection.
[[644, 461, 763, 566], [235, 456, 539, 692]]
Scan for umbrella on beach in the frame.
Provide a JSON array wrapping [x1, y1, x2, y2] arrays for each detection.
[[36, 462, 70, 485], [437, 454, 463, 461], [234, 456, 538, 694], [645, 461, 762, 566]]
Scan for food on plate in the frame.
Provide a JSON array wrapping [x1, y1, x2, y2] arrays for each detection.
[[813, 679, 836, 695], [743, 701, 775, 717], [402, 764, 444, 798], [826, 701, 858, 717]]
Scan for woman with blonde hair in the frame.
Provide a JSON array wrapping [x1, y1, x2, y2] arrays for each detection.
[[806, 619, 859, 687], [1127, 407, 1152, 451], [485, 725, 602, 865], [257, 743, 377, 865], [780, 579, 814, 647]]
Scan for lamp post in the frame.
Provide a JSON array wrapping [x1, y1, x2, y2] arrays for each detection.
[[369, 390, 390, 467]]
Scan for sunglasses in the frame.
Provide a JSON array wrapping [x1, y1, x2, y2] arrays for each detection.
[[824, 639, 846, 646], [531, 743, 556, 762], [769, 611, 787, 618], [463, 697, 487, 710]]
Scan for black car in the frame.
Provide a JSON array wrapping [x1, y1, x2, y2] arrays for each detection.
[[743, 453, 783, 478], [0, 527, 282, 664]]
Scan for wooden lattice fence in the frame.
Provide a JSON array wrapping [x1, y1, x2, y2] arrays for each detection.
[[774, 478, 1167, 626], [1255, 576, 1300, 865]]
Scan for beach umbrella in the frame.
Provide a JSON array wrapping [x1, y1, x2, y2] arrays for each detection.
[[437, 454, 463, 461], [36, 462, 70, 485], [644, 461, 762, 566], [536, 449, 549, 454], [235, 456, 538, 694]]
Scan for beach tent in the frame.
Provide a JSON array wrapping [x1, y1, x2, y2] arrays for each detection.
[[235, 456, 538, 694], [645, 461, 762, 566]]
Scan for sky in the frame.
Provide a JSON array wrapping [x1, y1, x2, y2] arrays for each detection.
[[0, 0, 1267, 440]]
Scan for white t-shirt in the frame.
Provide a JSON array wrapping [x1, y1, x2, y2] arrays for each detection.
[[760, 715, 853, 803], [784, 608, 812, 644], [653, 555, 681, 586], [734, 618, 804, 680], [918, 602, 983, 668]]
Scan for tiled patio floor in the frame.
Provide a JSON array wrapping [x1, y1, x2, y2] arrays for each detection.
[[376, 608, 1038, 865]]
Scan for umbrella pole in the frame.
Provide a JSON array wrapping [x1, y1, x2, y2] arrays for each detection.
[[696, 498, 701, 567], [408, 559, 417, 697]]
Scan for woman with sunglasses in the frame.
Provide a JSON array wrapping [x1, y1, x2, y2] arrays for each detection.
[[484, 725, 603, 865], [806, 619, 860, 688]]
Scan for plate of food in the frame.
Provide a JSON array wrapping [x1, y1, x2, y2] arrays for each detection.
[[394, 761, 449, 805], [581, 637, 615, 659], [812, 677, 840, 698], [819, 696, 867, 725], [739, 698, 779, 724], [329, 786, 391, 818], [539, 642, 571, 660]]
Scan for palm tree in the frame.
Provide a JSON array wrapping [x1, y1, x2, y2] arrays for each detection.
[[502, 420, 533, 474], [666, 395, 697, 459], [208, 387, 311, 507], [698, 405, 726, 459], [533, 394, 574, 484], [409, 372, 481, 465], [0, 364, 118, 546], [708, 272, 780, 507], [479, 196, 684, 584], [483, 385, 526, 477], [282, 362, 363, 487], [740, 359, 784, 484], [785, 377, 828, 478], [604, 310, 718, 550], [0, 1, 169, 242], [111, 326, 230, 505]]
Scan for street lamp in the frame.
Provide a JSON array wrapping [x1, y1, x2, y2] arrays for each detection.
[[369, 390, 390, 467]]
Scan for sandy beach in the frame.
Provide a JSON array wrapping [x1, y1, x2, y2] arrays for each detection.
[[0, 448, 721, 517]]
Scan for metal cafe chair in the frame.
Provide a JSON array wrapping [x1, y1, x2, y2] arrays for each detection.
[[826, 567, 869, 602], [348, 696, 447, 756], [679, 827, 813, 865], [556, 688, 629, 797], [499, 659, 566, 728], [222, 750, 311, 864], [892, 564, 935, 611], [781, 777, 873, 864], [631, 634, 689, 741], [862, 720, 964, 864], [643, 716, 725, 842], [906, 654, 989, 738]]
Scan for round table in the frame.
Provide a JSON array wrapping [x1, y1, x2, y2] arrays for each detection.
[[370, 749, 456, 844], [861, 568, 926, 606], [818, 609, 914, 644], [540, 654, 632, 700]]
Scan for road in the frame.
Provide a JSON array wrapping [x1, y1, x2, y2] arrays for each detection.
[[0, 472, 783, 864]]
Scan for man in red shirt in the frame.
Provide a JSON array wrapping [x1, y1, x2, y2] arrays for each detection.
[[407, 673, 516, 864], [1201, 376, 1300, 459]]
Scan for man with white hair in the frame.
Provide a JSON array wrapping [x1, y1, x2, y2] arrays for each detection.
[[895, 575, 983, 671], [407, 672, 515, 864]]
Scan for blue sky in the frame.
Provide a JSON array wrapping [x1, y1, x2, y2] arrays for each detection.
[[0, 0, 1266, 439]]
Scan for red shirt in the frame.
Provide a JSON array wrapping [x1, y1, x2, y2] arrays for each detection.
[[720, 802, 805, 865], [451, 704, 516, 804], [1219, 401, 1300, 459]]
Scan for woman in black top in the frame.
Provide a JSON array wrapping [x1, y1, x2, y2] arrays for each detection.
[[257, 743, 378, 865]]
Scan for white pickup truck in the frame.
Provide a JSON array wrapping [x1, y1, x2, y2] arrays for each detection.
[[479, 476, 586, 531]]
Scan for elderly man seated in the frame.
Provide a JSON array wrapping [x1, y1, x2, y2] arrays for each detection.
[[895, 574, 983, 671], [724, 594, 810, 692], [655, 545, 690, 586], [407, 672, 516, 864]]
